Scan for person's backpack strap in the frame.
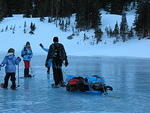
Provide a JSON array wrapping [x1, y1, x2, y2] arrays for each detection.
[[52, 43, 62, 59]]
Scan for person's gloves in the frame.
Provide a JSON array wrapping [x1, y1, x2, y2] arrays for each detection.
[[39, 43, 44, 48], [0, 64, 4, 67], [65, 60, 68, 67], [17, 57, 21, 62]]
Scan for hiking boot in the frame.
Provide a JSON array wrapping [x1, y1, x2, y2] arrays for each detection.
[[0, 83, 7, 89], [24, 74, 32, 77], [51, 84, 59, 88], [27, 74, 32, 77], [47, 71, 50, 75], [2, 86, 8, 89], [59, 82, 66, 87], [10, 87, 16, 90]]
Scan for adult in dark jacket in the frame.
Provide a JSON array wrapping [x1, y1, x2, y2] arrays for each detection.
[[45, 37, 68, 88]]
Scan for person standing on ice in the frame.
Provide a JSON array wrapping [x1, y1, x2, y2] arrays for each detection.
[[21, 41, 33, 77], [39, 43, 51, 75], [0, 48, 21, 89], [45, 37, 68, 88]]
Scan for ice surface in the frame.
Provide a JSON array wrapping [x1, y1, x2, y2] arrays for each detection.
[[0, 56, 150, 113]]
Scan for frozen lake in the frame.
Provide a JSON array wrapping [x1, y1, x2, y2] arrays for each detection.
[[0, 56, 150, 113]]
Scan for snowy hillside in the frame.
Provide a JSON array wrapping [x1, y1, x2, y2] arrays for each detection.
[[0, 13, 150, 58]]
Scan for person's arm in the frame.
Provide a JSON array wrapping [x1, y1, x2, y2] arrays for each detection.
[[45, 45, 53, 67], [61, 44, 67, 61], [61, 44, 68, 66], [30, 50, 33, 58], [21, 47, 26, 57], [39, 43, 49, 52], [41, 47, 49, 52]]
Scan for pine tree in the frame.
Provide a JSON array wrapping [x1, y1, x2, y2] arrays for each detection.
[[120, 12, 129, 42], [29, 22, 36, 34], [113, 22, 120, 36], [128, 27, 134, 39], [12, 25, 15, 34], [105, 27, 110, 36], [24, 21, 27, 33], [1, 29, 4, 32], [95, 28, 103, 44], [0, 0, 7, 18], [59, 19, 65, 31], [5, 25, 8, 31], [0, 16, 3, 22], [48, 17, 52, 23], [83, 33, 89, 40], [24, 21, 27, 28], [134, 1, 150, 38], [24, 28, 26, 34], [108, 27, 113, 37], [10, 25, 13, 30], [40, 17, 44, 22], [76, 0, 101, 30], [23, 0, 32, 18]]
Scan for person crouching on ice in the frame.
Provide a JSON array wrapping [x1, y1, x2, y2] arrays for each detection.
[[0, 48, 21, 89], [21, 41, 33, 77]]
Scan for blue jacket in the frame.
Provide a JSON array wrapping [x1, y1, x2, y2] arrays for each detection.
[[41, 47, 48, 52], [21, 47, 33, 61], [0, 54, 21, 73], [41, 47, 52, 67]]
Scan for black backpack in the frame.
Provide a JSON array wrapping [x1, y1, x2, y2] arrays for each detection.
[[52, 44, 61, 59]]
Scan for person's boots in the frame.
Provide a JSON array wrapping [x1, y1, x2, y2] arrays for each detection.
[[59, 82, 66, 87], [24, 68, 28, 77], [26, 68, 32, 77], [10, 76, 16, 90]]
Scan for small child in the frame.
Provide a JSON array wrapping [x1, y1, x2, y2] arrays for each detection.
[[0, 48, 21, 89], [21, 41, 33, 77]]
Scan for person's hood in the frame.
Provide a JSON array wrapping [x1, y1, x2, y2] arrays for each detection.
[[6, 53, 14, 59]]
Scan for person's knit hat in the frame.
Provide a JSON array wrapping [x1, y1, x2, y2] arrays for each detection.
[[8, 48, 15, 53], [53, 37, 59, 42], [26, 41, 30, 46]]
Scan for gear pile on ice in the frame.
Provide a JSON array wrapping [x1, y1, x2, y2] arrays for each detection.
[[65, 75, 113, 94]]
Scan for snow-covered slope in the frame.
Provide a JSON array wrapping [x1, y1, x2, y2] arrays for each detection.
[[0, 14, 150, 58]]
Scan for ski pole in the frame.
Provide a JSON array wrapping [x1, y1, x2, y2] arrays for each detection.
[[17, 64, 20, 87], [30, 62, 35, 77]]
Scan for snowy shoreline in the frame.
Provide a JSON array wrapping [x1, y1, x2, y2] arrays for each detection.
[[0, 15, 150, 59]]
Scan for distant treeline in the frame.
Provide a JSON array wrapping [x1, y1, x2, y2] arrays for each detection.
[[0, 0, 149, 38]]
